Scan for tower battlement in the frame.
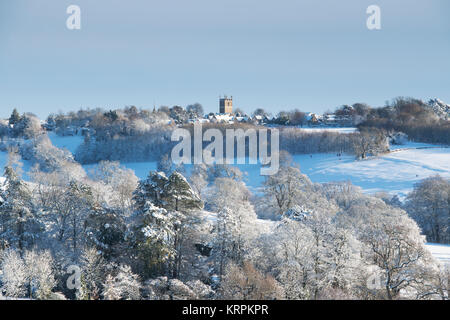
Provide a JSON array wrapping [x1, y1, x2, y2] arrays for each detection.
[[219, 96, 233, 114]]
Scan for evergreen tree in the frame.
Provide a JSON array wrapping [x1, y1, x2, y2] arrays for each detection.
[[132, 201, 177, 278], [0, 166, 42, 251], [8, 108, 21, 125], [134, 171, 203, 213], [85, 205, 127, 260], [164, 171, 203, 213], [134, 171, 169, 210], [132, 171, 203, 279], [164, 171, 203, 278]]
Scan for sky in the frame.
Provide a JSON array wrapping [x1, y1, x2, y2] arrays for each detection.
[[0, 0, 449, 119]]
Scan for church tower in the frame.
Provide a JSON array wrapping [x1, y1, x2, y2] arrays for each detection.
[[219, 96, 233, 114]]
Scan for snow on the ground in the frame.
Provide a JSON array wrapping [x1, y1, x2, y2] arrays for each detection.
[[295, 146, 450, 199], [29, 134, 450, 199], [47, 132, 84, 155], [425, 243, 450, 266], [92, 143, 449, 199], [389, 141, 445, 151], [202, 210, 275, 233], [293, 127, 357, 134]]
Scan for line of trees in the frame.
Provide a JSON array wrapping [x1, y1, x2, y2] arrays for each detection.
[[405, 175, 450, 244], [74, 121, 389, 165], [358, 97, 450, 144]]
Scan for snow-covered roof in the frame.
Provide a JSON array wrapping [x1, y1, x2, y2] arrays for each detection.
[[235, 116, 249, 122], [213, 113, 234, 122]]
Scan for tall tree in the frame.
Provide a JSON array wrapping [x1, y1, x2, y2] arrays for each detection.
[[8, 108, 21, 125], [406, 175, 450, 244], [208, 178, 258, 279], [262, 162, 312, 215], [132, 171, 203, 279], [0, 165, 42, 252]]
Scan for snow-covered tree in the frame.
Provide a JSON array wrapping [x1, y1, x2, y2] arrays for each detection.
[[8, 108, 21, 126], [133, 171, 203, 279], [406, 175, 449, 244], [262, 163, 312, 215], [251, 205, 363, 300], [0, 249, 27, 298], [61, 181, 94, 256], [77, 247, 107, 300], [359, 208, 433, 299], [132, 201, 177, 277], [10, 113, 43, 139], [189, 164, 208, 196], [85, 206, 127, 260], [89, 161, 138, 215], [102, 274, 121, 300], [352, 127, 388, 159], [164, 171, 203, 213], [144, 276, 214, 300], [0, 164, 42, 251], [208, 178, 259, 279], [207, 164, 244, 183], [102, 265, 141, 300], [220, 261, 284, 300], [186, 103, 204, 118], [134, 171, 169, 210], [0, 249, 56, 300], [337, 195, 439, 300], [23, 249, 56, 300]]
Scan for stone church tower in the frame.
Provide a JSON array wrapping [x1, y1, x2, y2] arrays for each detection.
[[219, 96, 233, 114]]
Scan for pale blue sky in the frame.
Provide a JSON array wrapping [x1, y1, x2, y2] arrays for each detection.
[[0, 0, 449, 119]]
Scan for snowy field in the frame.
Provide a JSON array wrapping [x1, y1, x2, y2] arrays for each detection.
[[292, 144, 450, 199], [42, 135, 450, 199], [425, 243, 450, 266], [110, 142, 450, 199], [47, 132, 84, 155], [0, 135, 447, 200]]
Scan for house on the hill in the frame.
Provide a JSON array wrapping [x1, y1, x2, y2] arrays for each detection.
[[306, 113, 321, 125], [209, 113, 234, 124]]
